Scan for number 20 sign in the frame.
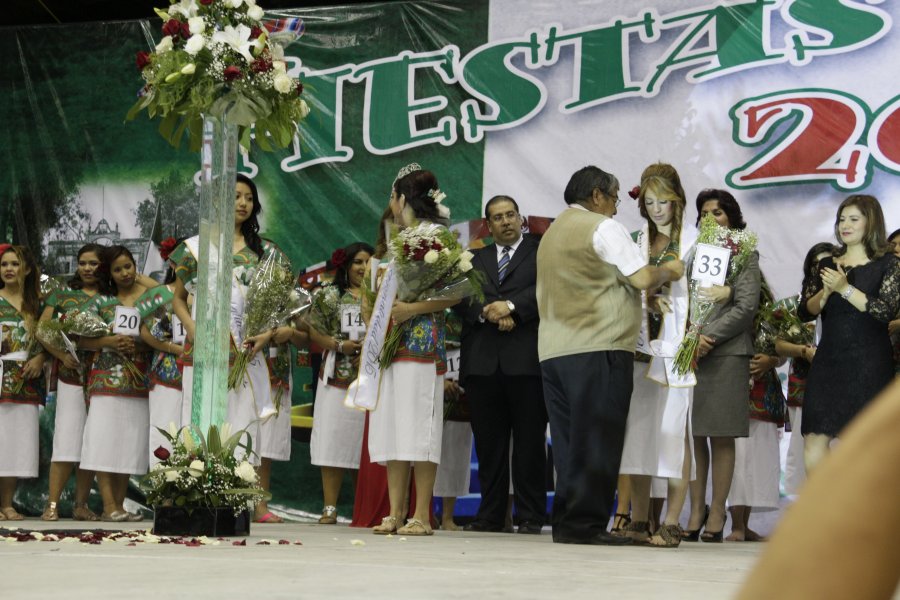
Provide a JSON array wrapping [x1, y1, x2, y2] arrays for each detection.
[[691, 244, 730, 286]]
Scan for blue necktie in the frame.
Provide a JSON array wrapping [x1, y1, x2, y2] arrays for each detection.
[[498, 246, 511, 284]]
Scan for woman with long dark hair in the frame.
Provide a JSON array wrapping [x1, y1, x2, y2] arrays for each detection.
[[307, 241, 374, 524], [0, 245, 47, 521], [171, 173, 293, 523], [684, 189, 761, 543], [78, 245, 153, 521], [368, 164, 458, 536], [799, 195, 900, 471], [39, 243, 104, 521]]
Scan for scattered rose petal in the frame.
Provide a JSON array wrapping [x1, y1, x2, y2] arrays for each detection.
[[233, 540, 246, 546], [350, 539, 366, 546], [278, 539, 290, 545]]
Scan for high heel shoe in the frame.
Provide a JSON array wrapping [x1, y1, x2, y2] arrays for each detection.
[[700, 528, 724, 543], [610, 512, 631, 533], [682, 505, 709, 542], [42, 502, 59, 522]]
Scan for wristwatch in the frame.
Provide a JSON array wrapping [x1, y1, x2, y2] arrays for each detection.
[[840, 285, 855, 301], [506, 300, 516, 313]]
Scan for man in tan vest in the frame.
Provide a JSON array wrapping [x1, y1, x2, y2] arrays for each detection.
[[537, 165, 684, 545]]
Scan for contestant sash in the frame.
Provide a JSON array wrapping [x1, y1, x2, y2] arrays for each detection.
[[634, 223, 698, 387], [345, 260, 398, 411]]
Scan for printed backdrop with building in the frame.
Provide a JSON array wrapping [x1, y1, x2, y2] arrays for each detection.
[[2, 0, 899, 512]]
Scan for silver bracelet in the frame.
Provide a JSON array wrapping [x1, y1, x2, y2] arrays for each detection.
[[840, 285, 855, 301]]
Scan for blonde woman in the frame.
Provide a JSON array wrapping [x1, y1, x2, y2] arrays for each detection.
[[619, 163, 697, 547]]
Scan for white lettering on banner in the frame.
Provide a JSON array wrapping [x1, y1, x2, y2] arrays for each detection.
[[172, 314, 186, 344], [691, 243, 731, 287], [346, 263, 398, 411], [340, 304, 366, 341], [113, 306, 141, 336]]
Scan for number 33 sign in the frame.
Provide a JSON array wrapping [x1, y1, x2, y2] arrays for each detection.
[[691, 244, 730, 286]]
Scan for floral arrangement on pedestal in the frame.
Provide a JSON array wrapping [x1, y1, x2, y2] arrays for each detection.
[[126, 0, 310, 150], [142, 423, 269, 515]]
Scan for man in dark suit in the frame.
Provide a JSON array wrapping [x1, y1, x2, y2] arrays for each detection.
[[455, 195, 547, 534]]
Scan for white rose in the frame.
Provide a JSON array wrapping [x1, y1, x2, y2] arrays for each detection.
[[188, 460, 205, 478], [442, 248, 450, 255], [272, 60, 287, 73], [181, 63, 196, 75], [247, 5, 264, 20], [155, 36, 174, 54], [235, 461, 257, 483], [298, 98, 311, 118], [184, 34, 205, 56], [164, 469, 179, 482], [188, 16, 205, 35], [459, 259, 473, 273], [226, 0, 243, 8], [273, 73, 293, 94], [424, 250, 439, 264], [460, 250, 474, 262]]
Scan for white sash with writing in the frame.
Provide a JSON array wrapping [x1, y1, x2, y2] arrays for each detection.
[[345, 260, 398, 411]]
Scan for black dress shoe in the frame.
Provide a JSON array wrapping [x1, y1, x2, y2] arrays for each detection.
[[555, 531, 634, 546], [517, 521, 543, 535], [463, 520, 504, 532]]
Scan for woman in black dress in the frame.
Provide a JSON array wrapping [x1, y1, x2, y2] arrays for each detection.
[[799, 195, 900, 472]]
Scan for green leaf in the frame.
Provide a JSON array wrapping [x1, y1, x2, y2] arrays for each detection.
[[175, 495, 186, 507]]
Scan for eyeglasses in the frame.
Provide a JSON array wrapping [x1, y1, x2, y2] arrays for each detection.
[[597, 188, 620, 207]]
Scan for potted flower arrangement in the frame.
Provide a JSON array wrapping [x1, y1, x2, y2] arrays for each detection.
[[142, 423, 269, 536]]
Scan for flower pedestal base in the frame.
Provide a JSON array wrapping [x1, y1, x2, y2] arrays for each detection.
[[152, 506, 250, 537]]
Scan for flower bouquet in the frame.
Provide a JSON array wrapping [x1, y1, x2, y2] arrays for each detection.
[[227, 251, 304, 391], [126, 0, 310, 151], [38, 309, 145, 384], [673, 215, 758, 376], [143, 423, 269, 535], [758, 295, 815, 347], [379, 221, 485, 369]]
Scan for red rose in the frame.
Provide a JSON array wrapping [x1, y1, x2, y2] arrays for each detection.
[[251, 57, 272, 73], [158, 237, 178, 262], [628, 185, 641, 200], [161, 19, 182, 38], [180, 22, 191, 39], [403, 243, 411, 255], [250, 26, 263, 39], [153, 446, 171, 461], [223, 66, 243, 81], [330, 248, 347, 269], [136, 51, 151, 71], [295, 81, 304, 95], [430, 242, 442, 251], [200, 0, 213, 4]]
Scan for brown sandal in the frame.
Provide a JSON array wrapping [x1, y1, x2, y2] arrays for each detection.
[[397, 518, 434, 536], [73, 503, 100, 522], [1, 507, 25, 521], [648, 523, 683, 548], [373, 515, 399, 535], [619, 520, 651, 544]]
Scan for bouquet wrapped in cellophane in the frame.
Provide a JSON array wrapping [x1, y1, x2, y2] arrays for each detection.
[[379, 221, 485, 369], [36, 309, 144, 383], [673, 215, 758, 376], [227, 251, 308, 391], [757, 294, 815, 349]]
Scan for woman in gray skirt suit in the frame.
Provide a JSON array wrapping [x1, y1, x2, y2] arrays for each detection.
[[683, 190, 761, 543]]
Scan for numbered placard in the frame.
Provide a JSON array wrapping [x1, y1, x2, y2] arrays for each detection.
[[171, 314, 186, 344], [113, 306, 141, 336], [690, 243, 730, 286], [340, 304, 366, 341], [445, 348, 461, 381]]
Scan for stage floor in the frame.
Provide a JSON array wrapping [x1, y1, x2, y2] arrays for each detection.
[[2, 518, 769, 599]]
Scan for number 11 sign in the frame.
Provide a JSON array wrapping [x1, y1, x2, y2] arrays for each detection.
[[691, 243, 731, 286]]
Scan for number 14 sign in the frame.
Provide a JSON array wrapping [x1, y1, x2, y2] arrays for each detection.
[[691, 244, 730, 286]]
